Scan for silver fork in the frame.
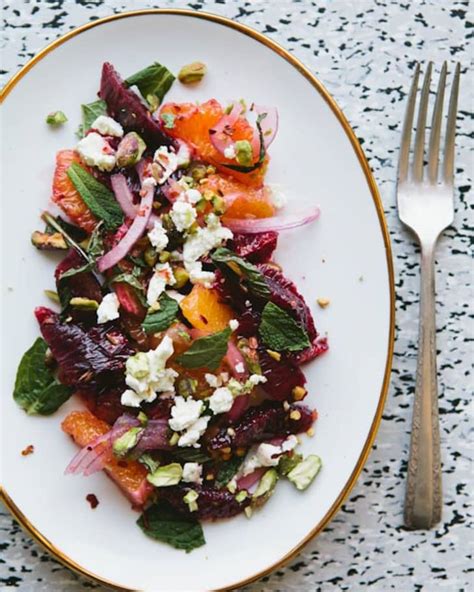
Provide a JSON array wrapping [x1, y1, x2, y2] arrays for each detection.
[[397, 61, 461, 530]]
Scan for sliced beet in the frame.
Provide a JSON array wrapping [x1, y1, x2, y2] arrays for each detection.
[[160, 484, 249, 520], [258, 346, 306, 400], [35, 307, 134, 391], [55, 250, 103, 304], [80, 388, 127, 425], [289, 337, 329, 364], [231, 231, 278, 263], [208, 402, 315, 451], [99, 62, 171, 146]]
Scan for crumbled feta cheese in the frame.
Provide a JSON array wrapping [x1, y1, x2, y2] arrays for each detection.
[[224, 144, 236, 159], [147, 263, 176, 307], [248, 374, 267, 387], [238, 435, 298, 476], [183, 213, 233, 271], [147, 219, 169, 251], [166, 290, 185, 303], [76, 132, 116, 172], [235, 362, 245, 374], [178, 416, 210, 448], [170, 200, 197, 232], [153, 146, 179, 184], [142, 176, 157, 188], [208, 387, 234, 414], [188, 263, 216, 288], [227, 374, 267, 397], [255, 443, 282, 467], [96, 293, 120, 324], [169, 396, 203, 432], [229, 319, 239, 331], [205, 373, 220, 388], [182, 462, 203, 484], [176, 141, 191, 167], [281, 435, 298, 452], [91, 115, 124, 137], [121, 336, 178, 407], [267, 184, 287, 209], [184, 189, 202, 204]]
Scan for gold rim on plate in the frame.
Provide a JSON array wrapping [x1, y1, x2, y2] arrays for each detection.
[[0, 8, 395, 592]]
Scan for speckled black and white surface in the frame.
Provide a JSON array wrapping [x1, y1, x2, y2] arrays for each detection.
[[1, 0, 472, 590]]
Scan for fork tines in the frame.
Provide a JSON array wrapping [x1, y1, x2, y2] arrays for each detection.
[[398, 62, 461, 186]]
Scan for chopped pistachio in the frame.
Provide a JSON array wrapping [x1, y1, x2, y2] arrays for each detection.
[[31, 231, 68, 250], [44, 289, 60, 303], [161, 113, 175, 129], [147, 463, 183, 487], [159, 250, 171, 263], [178, 61, 207, 84], [278, 453, 303, 477], [206, 165, 216, 175], [116, 132, 146, 168], [287, 455, 322, 491], [169, 432, 180, 447], [113, 427, 143, 458], [212, 195, 226, 215], [292, 386, 307, 401], [46, 110, 67, 126], [138, 453, 160, 473], [190, 164, 208, 182], [69, 297, 99, 310], [252, 468, 278, 500], [235, 490, 248, 503], [306, 427, 315, 437], [146, 93, 160, 112], [266, 349, 281, 362], [234, 140, 253, 166], [317, 297, 330, 308], [173, 266, 189, 289], [144, 246, 158, 267], [289, 410, 301, 421], [244, 506, 253, 519], [183, 489, 199, 512], [137, 411, 148, 426], [177, 377, 198, 398], [227, 480, 237, 494]]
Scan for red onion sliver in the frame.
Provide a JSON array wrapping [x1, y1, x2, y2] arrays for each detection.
[[227, 394, 250, 423], [237, 467, 267, 492], [209, 102, 244, 157], [110, 173, 137, 219], [223, 206, 320, 234], [98, 185, 154, 272], [250, 105, 279, 155], [225, 341, 248, 379]]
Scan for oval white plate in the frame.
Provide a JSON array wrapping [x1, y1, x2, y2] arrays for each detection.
[[0, 9, 394, 592]]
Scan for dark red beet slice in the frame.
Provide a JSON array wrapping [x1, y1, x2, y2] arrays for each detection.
[[289, 337, 329, 364], [80, 388, 127, 425], [99, 62, 171, 146], [55, 250, 103, 304], [160, 485, 249, 520], [231, 231, 278, 263], [258, 347, 306, 400], [258, 264, 317, 341], [35, 307, 134, 391], [208, 402, 315, 451], [142, 396, 174, 420]]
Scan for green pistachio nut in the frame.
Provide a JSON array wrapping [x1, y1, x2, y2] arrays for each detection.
[[147, 463, 183, 487], [116, 132, 146, 168], [183, 489, 199, 512], [46, 111, 68, 126], [252, 468, 278, 501], [178, 62, 207, 84], [113, 427, 143, 458], [287, 455, 322, 491], [69, 297, 99, 311], [235, 140, 253, 166]]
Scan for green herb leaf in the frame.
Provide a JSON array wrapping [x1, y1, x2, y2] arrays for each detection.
[[215, 456, 243, 488], [44, 215, 88, 242], [110, 272, 143, 293], [137, 502, 205, 553], [67, 163, 123, 230], [211, 247, 270, 299], [161, 113, 175, 129], [175, 327, 231, 371], [80, 99, 107, 137], [172, 449, 211, 463], [259, 302, 310, 352], [142, 293, 179, 334], [87, 224, 105, 259], [13, 338, 72, 415], [126, 62, 175, 104], [138, 453, 160, 473], [46, 111, 68, 126]]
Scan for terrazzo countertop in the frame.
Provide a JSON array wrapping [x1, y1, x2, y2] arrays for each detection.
[[1, 1, 472, 590]]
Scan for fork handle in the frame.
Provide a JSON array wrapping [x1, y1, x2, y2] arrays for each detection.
[[404, 245, 442, 529]]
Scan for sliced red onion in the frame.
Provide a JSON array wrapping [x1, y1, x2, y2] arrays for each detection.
[[227, 394, 250, 423], [237, 467, 267, 492], [225, 341, 248, 379], [110, 173, 137, 219], [223, 205, 320, 234], [98, 184, 154, 272], [250, 105, 279, 156], [209, 102, 244, 157], [134, 419, 172, 454]]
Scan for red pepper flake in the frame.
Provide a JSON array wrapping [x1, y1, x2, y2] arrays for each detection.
[[199, 314, 209, 325], [86, 494, 99, 509], [21, 444, 35, 456]]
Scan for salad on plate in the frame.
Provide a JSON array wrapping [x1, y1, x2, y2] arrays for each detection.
[[13, 59, 328, 552]]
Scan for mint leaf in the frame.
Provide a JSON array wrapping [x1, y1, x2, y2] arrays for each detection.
[[13, 338, 72, 415], [67, 163, 123, 230], [259, 302, 310, 352], [137, 502, 205, 552], [173, 449, 211, 463], [176, 327, 231, 371], [142, 293, 179, 334], [211, 247, 270, 299], [110, 272, 143, 293], [126, 62, 175, 104], [80, 99, 107, 136], [215, 456, 243, 488]]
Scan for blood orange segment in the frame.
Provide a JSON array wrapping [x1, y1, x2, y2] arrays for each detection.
[[62, 410, 153, 506], [52, 150, 98, 233], [180, 285, 234, 334], [160, 100, 268, 187]]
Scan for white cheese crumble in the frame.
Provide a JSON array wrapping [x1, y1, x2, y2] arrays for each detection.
[[169, 396, 204, 432], [176, 141, 191, 167], [224, 144, 236, 159], [229, 319, 239, 331], [184, 188, 202, 204], [166, 290, 185, 303], [91, 115, 124, 138], [235, 362, 245, 374], [170, 200, 197, 232], [205, 373, 220, 388], [76, 132, 116, 172], [182, 462, 203, 484], [96, 293, 120, 324], [121, 336, 178, 407], [208, 387, 234, 414], [187, 264, 216, 288], [147, 219, 169, 251], [152, 146, 179, 184], [178, 416, 210, 448], [147, 263, 176, 307], [240, 436, 298, 476]]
